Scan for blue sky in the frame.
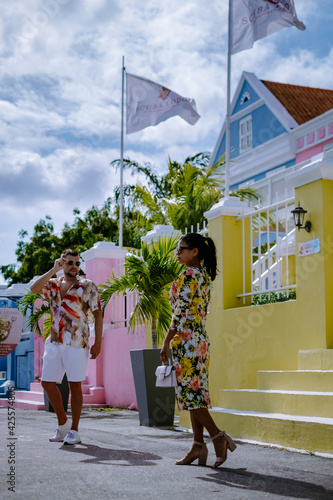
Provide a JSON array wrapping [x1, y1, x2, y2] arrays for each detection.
[[1, 0, 332, 283]]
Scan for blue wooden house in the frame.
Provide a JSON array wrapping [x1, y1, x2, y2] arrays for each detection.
[[210, 71, 333, 204], [0, 283, 34, 396]]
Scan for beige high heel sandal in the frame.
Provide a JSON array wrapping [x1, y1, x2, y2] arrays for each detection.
[[211, 430, 237, 468], [176, 440, 208, 466]]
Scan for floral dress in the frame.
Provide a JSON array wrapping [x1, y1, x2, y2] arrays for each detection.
[[170, 267, 212, 410]]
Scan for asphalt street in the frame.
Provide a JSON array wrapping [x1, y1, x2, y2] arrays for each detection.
[[0, 407, 332, 500]]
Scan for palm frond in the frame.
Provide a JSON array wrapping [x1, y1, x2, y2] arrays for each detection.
[[99, 235, 183, 347], [18, 292, 51, 337]]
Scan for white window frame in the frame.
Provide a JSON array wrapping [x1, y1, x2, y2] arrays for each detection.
[[239, 115, 252, 153]]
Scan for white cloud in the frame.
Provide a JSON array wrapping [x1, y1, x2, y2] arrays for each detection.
[[0, 0, 332, 283]]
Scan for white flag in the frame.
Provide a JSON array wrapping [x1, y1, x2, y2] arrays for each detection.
[[126, 73, 200, 134], [231, 0, 305, 55]]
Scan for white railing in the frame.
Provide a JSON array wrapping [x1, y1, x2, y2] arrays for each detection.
[[252, 227, 295, 291], [103, 261, 139, 329], [236, 197, 296, 303], [184, 221, 208, 235]]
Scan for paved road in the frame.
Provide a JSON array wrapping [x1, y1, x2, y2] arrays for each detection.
[[1, 407, 332, 499]]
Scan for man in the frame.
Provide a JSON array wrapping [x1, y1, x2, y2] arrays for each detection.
[[30, 249, 103, 445]]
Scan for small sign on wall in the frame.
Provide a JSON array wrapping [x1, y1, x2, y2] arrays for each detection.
[[298, 238, 320, 257], [0, 308, 23, 357]]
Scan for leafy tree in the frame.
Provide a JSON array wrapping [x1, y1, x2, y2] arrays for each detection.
[[1, 200, 120, 284], [99, 236, 183, 348], [1, 216, 62, 284]]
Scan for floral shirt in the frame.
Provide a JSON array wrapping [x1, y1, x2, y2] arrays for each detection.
[[41, 276, 101, 349]]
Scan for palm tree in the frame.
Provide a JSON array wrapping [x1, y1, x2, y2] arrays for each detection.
[[99, 236, 184, 348], [111, 152, 261, 233], [18, 292, 51, 338]]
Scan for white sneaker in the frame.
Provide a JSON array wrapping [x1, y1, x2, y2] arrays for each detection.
[[49, 420, 71, 442], [63, 430, 81, 445]]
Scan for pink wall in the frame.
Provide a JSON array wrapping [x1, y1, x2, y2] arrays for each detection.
[[34, 335, 44, 380], [296, 137, 333, 164], [33, 297, 45, 380], [101, 326, 145, 407], [82, 243, 147, 407]]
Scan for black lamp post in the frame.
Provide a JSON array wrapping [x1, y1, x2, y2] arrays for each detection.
[[291, 202, 311, 232]]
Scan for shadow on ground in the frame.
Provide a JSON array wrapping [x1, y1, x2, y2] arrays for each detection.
[[198, 468, 333, 499], [60, 442, 162, 466]]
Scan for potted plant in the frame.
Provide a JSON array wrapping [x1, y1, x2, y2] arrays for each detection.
[[100, 236, 184, 426], [18, 292, 69, 412]]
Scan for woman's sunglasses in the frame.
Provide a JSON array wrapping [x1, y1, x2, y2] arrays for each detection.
[[176, 246, 193, 253]]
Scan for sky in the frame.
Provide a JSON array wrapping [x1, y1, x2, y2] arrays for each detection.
[[1, 0, 333, 284]]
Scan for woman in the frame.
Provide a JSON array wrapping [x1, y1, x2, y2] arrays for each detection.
[[160, 233, 236, 467]]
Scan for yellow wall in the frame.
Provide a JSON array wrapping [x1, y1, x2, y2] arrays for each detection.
[[204, 177, 333, 406]]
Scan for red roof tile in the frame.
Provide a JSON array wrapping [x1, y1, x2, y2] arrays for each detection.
[[261, 80, 333, 126]]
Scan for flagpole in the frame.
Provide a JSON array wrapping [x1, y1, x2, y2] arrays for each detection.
[[119, 55, 125, 249], [225, 0, 232, 198]]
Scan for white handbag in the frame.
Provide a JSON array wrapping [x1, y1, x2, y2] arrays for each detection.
[[155, 360, 177, 387]]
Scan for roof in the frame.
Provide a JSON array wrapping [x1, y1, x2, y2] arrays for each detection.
[[261, 80, 333, 126]]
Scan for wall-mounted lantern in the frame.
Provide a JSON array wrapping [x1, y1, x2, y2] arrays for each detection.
[[291, 202, 311, 232]]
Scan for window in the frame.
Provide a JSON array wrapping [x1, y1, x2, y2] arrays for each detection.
[[239, 115, 252, 153]]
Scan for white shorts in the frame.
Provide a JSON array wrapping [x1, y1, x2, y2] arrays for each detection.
[[41, 340, 89, 383]]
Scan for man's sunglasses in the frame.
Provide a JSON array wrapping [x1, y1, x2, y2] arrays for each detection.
[[65, 260, 81, 267]]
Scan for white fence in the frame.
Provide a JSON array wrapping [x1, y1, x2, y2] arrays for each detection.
[[104, 261, 138, 329], [236, 197, 296, 303]]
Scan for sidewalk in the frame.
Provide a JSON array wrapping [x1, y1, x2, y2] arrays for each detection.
[[1, 407, 332, 500]]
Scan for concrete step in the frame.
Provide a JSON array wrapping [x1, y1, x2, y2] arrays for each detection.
[[0, 383, 105, 410], [257, 370, 333, 392], [208, 407, 333, 455], [69, 386, 105, 405], [298, 349, 333, 370], [0, 398, 45, 411], [14, 390, 45, 403], [219, 389, 333, 418], [81, 384, 92, 395], [28, 381, 96, 396], [69, 403, 109, 409], [30, 382, 43, 392]]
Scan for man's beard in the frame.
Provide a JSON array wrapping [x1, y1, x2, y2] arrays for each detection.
[[64, 269, 78, 278]]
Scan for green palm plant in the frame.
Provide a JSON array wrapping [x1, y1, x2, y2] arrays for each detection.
[[99, 236, 184, 349], [18, 292, 51, 339]]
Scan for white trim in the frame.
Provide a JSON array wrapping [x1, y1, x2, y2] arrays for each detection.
[[231, 98, 264, 122], [141, 224, 180, 243], [3, 283, 30, 296], [239, 114, 252, 154], [228, 71, 298, 130], [204, 196, 251, 220], [244, 72, 298, 131], [230, 133, 295, 188], [210, 71, 297, 168], [81, 241, 126, 261], [324, 141, 333, 153], [286, 150, 333, 188], [293, 109, 333, 152]]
